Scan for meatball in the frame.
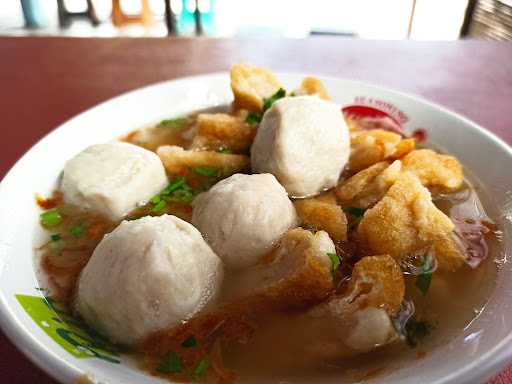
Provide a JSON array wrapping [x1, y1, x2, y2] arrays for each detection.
[[75, 215, 223, 346], [192, 173, 298, 269], [251, 96, 350, 197], [62, 142, 168, 221]]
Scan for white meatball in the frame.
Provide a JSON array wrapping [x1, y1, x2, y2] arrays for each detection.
[[192, 173, 298, 269], [62, 142, 168, 221], [75, 215, 223, 346], [251, 96, 350, 197], [345, 307, 396, 351]]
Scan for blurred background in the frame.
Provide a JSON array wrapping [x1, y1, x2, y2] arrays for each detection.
[[1, 0, 511, 40]]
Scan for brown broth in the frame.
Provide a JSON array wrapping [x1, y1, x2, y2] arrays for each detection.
[[35, 113, 501, 383]]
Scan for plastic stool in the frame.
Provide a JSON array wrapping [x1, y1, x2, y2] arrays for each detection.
[[111, 0, 154, 27]]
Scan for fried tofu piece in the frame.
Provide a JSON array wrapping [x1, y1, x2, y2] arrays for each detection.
[[190, 113, 257, 153], [336, 160, 402, 209], [344, 116, 361, 132], [349, 129, 415, 173], [344, 255, 405, 315], [305, 255, 403, 356], [293, 76, 330, 100], [157, 145, 250, 176], [224, 228, 335, 309], [344, 116, 405, 135], [230, 63, 282, 112], [141, 229, 335, 358], [402, 149, 464, 193], [224, 255, 404, 367], [123, 124, 191, 152], [357, 172, 465, 272], [294, 197, 347, 242]]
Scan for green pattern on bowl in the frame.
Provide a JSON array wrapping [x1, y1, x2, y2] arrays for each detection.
[[16, 294, 121, 364]]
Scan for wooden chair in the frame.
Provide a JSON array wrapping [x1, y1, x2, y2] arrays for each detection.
[[111, 0, 154, 27], [56, 0, 100, 28]]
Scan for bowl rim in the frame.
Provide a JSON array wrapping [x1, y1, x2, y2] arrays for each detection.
[[1, 71, 511, 384]]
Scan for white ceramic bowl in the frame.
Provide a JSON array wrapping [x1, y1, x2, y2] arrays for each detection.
[[0, 73, 511, 384]]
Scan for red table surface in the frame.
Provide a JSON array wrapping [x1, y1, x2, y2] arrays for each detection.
[[0, 36, 511, 383]]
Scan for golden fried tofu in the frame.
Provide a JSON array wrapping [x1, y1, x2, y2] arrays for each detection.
[[336, 160, 402, 209], [344, 116, 404, 134], [293, 76, 330, 100], [402, 149, 464, 193], [230, 255, 404, 366], [357, 172, 465, 272], [294, 197, 348, 242], [157, 145, 249, 176], [344, 116, 361, 132], [345, 255, 405, 315], [224, 228, 335, 310], [230, 63, 282, 112], [190, 113, 257, 153], [123, 123, 191, 152], [349, 129, 415, 172]]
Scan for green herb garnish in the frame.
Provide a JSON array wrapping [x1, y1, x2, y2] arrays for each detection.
[[40, 209, 62, 228], [193, 166, 218, 178], [218, 148, 233, 154], [166, 188, 195, 204], [262, 88, 286, 112], [181, 335, 197, 348], [192, 358, 210, 380], [326, 252, 341, 278], [154, 178, 198, 206], [51, 234, 61, 242], [245, 112, 262, 125], [70, 224, 84, 237], [416, 255, 433, 295], [344, 207, 366, 217], [244, 88, 286, 125], [344, 207, 366, 231], [162, 178, 187, 196], [405, 318, 435, 347], [152, 200, 167, 213], [158, 118, 187, 130], [157, 351, 183, 374]]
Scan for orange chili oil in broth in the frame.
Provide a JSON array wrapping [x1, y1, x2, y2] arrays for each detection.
[[36, 113, 500, 383]]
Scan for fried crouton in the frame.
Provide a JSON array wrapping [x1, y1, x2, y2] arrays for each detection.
[[190, 113, 257, 153], [402, 149, 464, 193], [357, 173, 465, 272], [349, 129, 415, 172], [336, 160, 402, 209], [294, 197, 348, 242], [230, 64, 282, 111], [293, 76, 330, 100], [157, 145, 250, 176]]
